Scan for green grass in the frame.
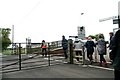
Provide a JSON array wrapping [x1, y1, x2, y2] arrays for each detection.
[[2, 50, 14, 55], [2, 47, 42, 55]]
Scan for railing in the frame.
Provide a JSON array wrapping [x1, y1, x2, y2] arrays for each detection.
[[2, 40, 63, 73], [2, 39, 111, 73]]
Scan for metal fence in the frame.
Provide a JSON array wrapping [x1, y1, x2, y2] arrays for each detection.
[[2, 40, 65, 73], [2, 39, 111, 73]]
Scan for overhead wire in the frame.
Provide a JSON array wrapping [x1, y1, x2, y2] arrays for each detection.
[[18, 0, 43, 25]]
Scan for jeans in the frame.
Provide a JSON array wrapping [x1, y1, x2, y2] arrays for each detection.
[[63, 49, 68, 59], [76, 51, 82, 61], [99, 54, 106, 64]]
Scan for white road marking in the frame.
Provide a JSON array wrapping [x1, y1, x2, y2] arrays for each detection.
[[88, 65, 114, 71]]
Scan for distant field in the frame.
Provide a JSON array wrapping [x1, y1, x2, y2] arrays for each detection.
[[2, 47, 41, 55]]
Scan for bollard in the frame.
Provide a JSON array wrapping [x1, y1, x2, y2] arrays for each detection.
[[68, 39, 74, 64], [18, 43, 22, 70]]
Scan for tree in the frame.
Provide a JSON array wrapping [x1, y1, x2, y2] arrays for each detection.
[[94, 33, 105, 41], [1, 28, 11, 50], [94, 34, 99, 41], [88, 35, 96, 39]]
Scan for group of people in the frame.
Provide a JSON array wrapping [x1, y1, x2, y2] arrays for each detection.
[[62, 34, 108, 66], [41, 30, 120, 80], [85, 34, 107, 66], [62, 29, 120, 80]]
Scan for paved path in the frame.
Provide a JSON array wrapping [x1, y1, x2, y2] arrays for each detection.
[[2, 64, 114, 79]]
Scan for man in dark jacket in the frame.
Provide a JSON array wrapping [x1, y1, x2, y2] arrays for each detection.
[[112, 29, 120, 80], [62, 35, 68, 59], [108, 32, 114, 64], [109, 32, 114, 50], [85, 37, 96, 64]]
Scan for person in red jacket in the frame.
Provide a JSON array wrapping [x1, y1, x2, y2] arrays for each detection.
[[41, 40, 47, 57]]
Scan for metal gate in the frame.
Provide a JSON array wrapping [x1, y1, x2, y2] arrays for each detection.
[[2, 41, 65, 73]]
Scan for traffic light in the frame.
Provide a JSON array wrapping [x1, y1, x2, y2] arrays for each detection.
[[80, 26, 83, 31]]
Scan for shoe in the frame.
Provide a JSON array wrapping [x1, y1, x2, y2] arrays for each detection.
[[104, 62, 108, 67], [63, 61, 68, 64], [99, 63, 102, 67], [90, 61, 93, 65]]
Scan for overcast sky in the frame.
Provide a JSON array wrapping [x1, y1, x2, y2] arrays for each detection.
[[0, 0, 119, 43]]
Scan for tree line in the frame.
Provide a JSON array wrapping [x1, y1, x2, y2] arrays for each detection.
[[0, 28, 11, 50]]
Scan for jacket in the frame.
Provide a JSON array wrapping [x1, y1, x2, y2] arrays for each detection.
[[62, 37, 68, 50], [74, 41, 83, 50], [85, 40, 95, 53], [112, 29, 120, 70], [96, 38, 106, 55], [41, 42, 47, 48]]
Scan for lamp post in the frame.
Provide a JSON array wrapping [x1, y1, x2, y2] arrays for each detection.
[[80, 13, 84, 26]]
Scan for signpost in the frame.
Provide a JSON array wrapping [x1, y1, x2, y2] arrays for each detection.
[[113, 19, 119, 24]]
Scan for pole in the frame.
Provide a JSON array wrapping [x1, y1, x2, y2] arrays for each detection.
[[12, 25, 14, 54], [118, 15, 120, 28], [80, 13, 84, 27], [26, 38, 28, 54], [48, 43, 50, 66], [69, 39, 73, 64], [19, 43, 21, 70]]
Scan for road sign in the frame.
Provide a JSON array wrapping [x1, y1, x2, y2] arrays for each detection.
[[113, 19, 119, 24], [99, 16, 117, 22], [78, 26, 85, 39]]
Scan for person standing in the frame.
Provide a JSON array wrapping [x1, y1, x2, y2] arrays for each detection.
[[62, 35, 68, 59], [111, 29, 120, 80], [41, 40, 47, 57], [108, 32, 114, 64], [96, 34, 107, 67], [85, 37, 96, 64], [74, 40, 83, 62]]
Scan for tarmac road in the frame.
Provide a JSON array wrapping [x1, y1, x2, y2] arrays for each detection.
[[2, 64, 114, 79]]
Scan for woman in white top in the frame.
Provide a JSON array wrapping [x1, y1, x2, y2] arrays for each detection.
[[74, 40, 83, 62]]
